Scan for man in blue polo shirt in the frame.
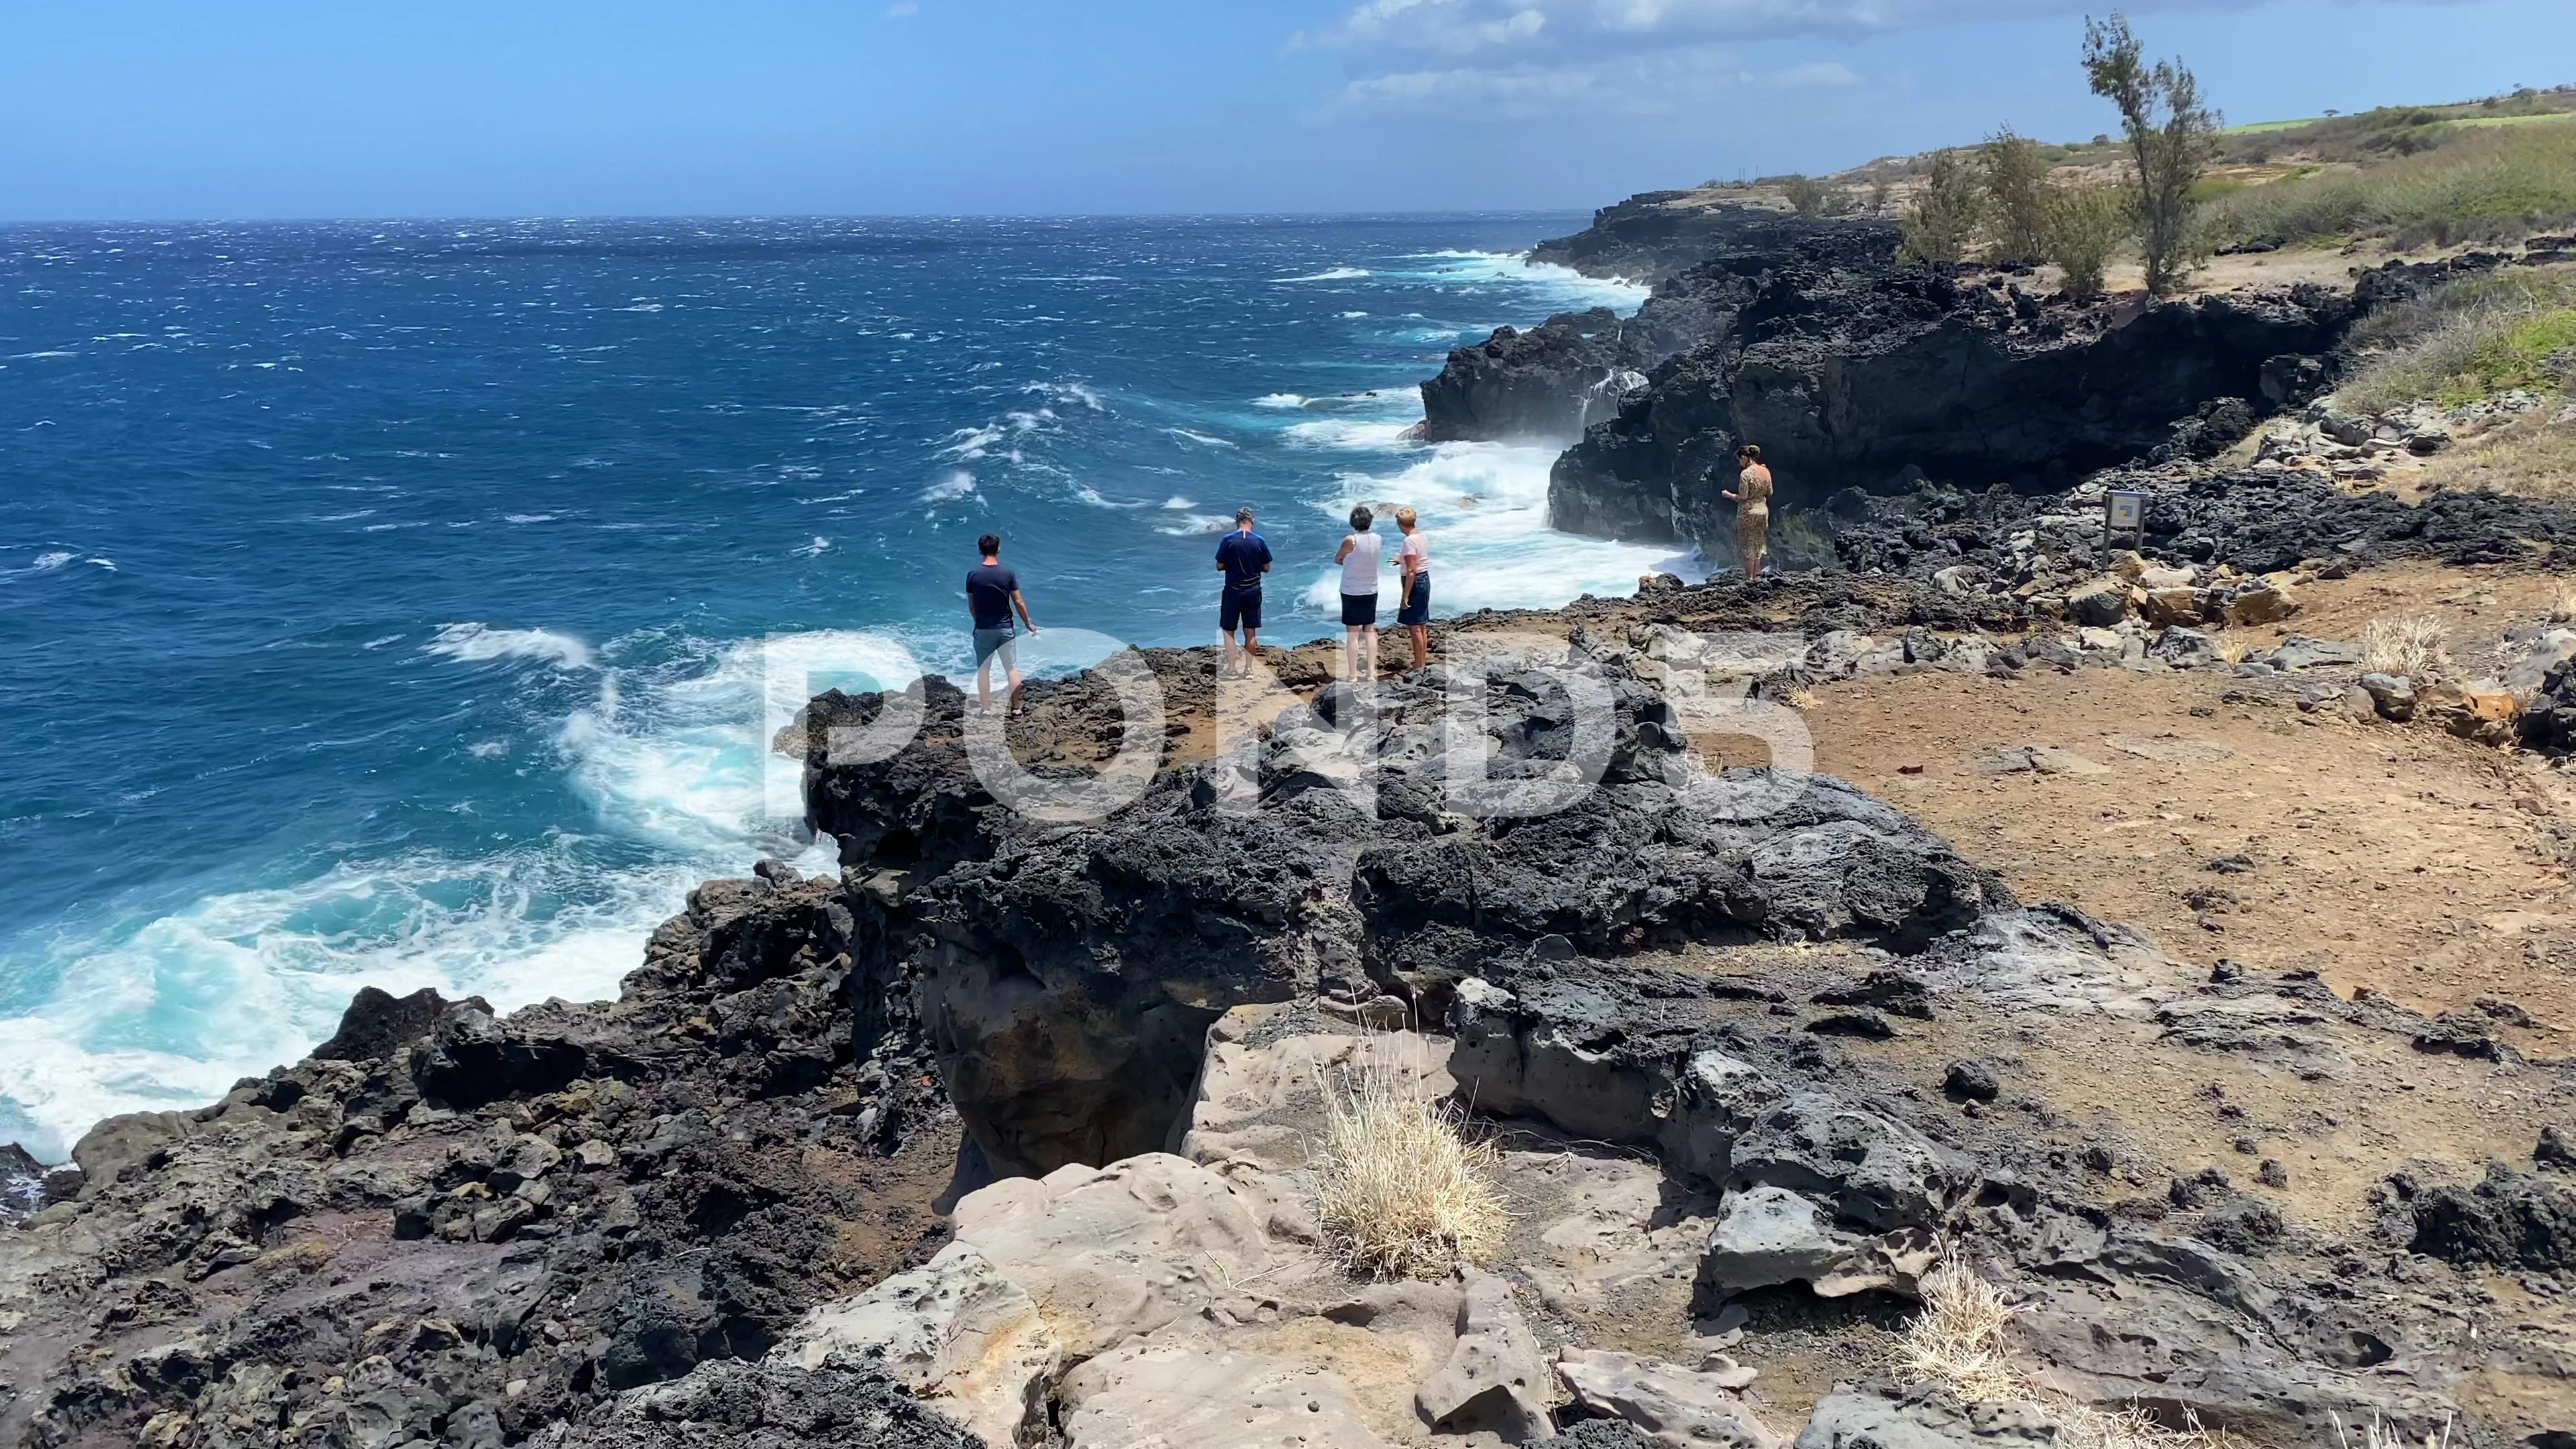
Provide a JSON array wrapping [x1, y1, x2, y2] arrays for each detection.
[[1214, 507, 1272, 678]]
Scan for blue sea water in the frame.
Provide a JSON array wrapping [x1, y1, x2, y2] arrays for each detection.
[[0, 215, 1699, 1157]]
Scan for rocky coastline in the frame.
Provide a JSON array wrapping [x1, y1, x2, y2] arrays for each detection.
[[11, 199, 2576, 1449], [1428, 195, 2568, 568], [11, 529, 2576, 1443]]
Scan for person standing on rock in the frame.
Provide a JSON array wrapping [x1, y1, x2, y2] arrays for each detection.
[[1214, 507, 1272, 678], [1394, 505, 1432, 672], [1334, 505, 1385, 684], [1721, 444, 1774, 581], [967, 533, 1038, 714]]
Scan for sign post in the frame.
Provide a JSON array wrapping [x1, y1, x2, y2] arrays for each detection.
[[2105, 490, 2148, 550]]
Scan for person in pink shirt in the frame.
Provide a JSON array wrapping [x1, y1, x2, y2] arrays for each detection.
[[1394, 506, 1432, 672]]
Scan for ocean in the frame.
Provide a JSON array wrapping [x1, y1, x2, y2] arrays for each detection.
[[0, 214, 1702, 1159]]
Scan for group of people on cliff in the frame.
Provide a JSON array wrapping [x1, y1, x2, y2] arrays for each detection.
[[961, 444, 1770, 714], [961, 503, 1434, 712]]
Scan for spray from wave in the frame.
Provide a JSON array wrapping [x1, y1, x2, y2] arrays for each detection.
[[425, 623, 598, 671], [0, 627, 923, 1158]]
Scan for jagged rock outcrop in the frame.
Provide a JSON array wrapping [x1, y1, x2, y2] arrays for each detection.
[[0, 865, 958, 1448], [1529, 193, 1825, 284], [1548, 267, 2349, 551], [1421, 213, 1900, 443], [796, 649, 2008, 1180]]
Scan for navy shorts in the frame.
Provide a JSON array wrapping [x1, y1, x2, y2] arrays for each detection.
[[973, 627, 1018, 668], [1397, 574, 1430, 626], [1220, 588, 1263, 633], [1340, 592, 1379, 627]]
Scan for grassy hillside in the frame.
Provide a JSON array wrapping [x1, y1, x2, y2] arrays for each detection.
[[1711, 85, 2576, 252]]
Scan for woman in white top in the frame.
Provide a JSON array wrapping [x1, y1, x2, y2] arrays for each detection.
[[1333, 504, 1383, 684], [1394, 506, 1431, 672]]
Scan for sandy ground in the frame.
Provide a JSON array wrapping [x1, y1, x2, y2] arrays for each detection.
[[1805, 566, 2576, 1026]]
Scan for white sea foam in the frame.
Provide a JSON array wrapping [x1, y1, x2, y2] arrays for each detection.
[[504, 513, 557, 525], [937, 425, 1006, 462], [0, 627, 928, 1159], [794, 535, 833, 557], [1275, 266, 1371, 282], [1252, 394, 1309, 410], [1162, 496, 1197, 509], [1165, 428, 1237, 449], [1400, 250, 1651, 311], [1156, 514, 1234, 537], [424, 622, 598, 671], [1284, 416, 1421, 451], [0, 848, 707, 1159], [25, 551, 74, 574], [1294, 441, 1705, 619], [1028, 380, 1106, 411], [922, 470, 979, 503]]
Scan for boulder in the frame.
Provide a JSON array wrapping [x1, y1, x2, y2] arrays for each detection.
[[2141, 588, 2206, 626], [2416, 682, 2518, 744], [1728, 1092, 1976, 1234], [1701, 1185, 1868, 1297], [949, 1154, 1280, 1356], [1556, 1349, 1780, 1449], [773, 1242, 1059, 1449], [1792, 1384, 2055, 1449], [1414, 1269, 1556, 1442], [1057, 1338, 1391, 1449], [2067, 578, 2130, 628], [2224, 584, 2299, 627], [2358, 672, 2417, 723]]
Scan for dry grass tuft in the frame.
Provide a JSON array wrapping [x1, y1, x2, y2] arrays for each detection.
[[2360, 616, 2453, 680], [2331, 1413, 2452, 1449], [1899, 1258, 2235, 1449], [1312, 1057, 1506, 1279], [1899, 1259, 2027, 1399]]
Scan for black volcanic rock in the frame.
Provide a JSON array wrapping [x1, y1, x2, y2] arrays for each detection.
[[1417, 310, 1648, 443], [313, 983, 469, 1063], [526, 1355, 977, 1449], [798, 647, 2008, 1180], [1421, 211, 1900, 445], [1527, 193, 1860, 283], [0, 868, 958, 1449], [1549, 265, 2351, 549]]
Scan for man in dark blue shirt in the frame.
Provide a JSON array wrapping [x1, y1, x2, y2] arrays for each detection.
[[1213, 508, 1273, 678], [966, 533, 1038, 714]]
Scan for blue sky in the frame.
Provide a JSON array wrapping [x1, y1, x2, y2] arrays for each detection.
[[1, 0, 2567, 220]]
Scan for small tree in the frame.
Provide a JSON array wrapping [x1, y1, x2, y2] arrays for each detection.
[[1980, 127, 2053, 263], [1867, 174, 1894, 217], [2084, 12, 2220, 294], [1782, 174, 1829, 217], [1901, 150, 1984, 265], [2043, 180, 2131, 299]]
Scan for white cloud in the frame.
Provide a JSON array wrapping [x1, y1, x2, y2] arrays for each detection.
[[885, 1, 920, 16], [1322, 42, 1854, 118], [1772, 58, 1860, 87], [1305, 0, 2265, 55]]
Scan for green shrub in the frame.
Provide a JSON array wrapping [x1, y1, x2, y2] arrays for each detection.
[[2209, 122, 2576, 248], [1902, 150, 1984, 265], [2341, 268, 2576, 412], [2045, 182, 2133, 299], [1980, 128, 2053, 263]]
